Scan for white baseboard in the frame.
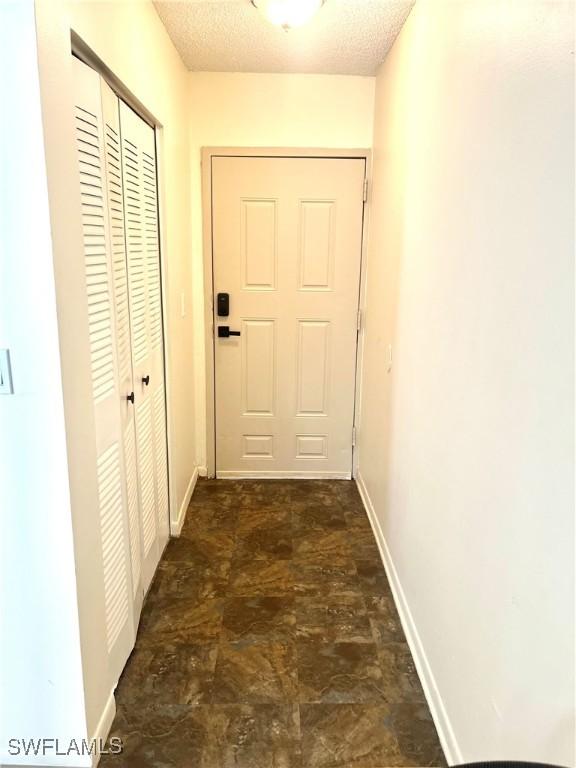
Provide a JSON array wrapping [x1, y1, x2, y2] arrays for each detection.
[[217, 471, 352, 479], [355, 472, 463, 767], [170, 467, 199, 537], [91, 690, 116, 767], [198, 466, 208, 477]]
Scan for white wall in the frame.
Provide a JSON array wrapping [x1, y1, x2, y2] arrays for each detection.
[[188, 71, 375, 468], [0, 2, 90, 764], [66, 0, 197, 527], [357, 0, 575, 764]]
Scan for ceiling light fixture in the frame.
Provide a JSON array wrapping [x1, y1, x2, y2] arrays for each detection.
[[251, 0, 325, 30]]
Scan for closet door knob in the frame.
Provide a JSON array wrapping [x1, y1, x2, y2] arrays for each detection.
[[126, 391, 135, 404], [142, 375, 150, 386]]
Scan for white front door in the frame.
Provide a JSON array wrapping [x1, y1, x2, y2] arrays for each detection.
[[212, 156, 365, 478]]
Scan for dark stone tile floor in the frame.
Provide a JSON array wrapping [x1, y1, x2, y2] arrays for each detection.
[[100, 479, 446, 768]]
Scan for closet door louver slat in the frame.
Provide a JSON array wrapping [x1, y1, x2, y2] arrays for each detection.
[[123, 141, 148, 366], [142, 151, 162, 352], [75, 105, 115, 404], [97, 443, 129, 652], [124, 426, 141, 597], [153, 384, 169, 532], [136, 398, 157, 557]]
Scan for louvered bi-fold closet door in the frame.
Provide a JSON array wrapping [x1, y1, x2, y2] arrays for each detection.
[[100, 79, 144, 624], [72, 57, 135, 685], [119, 101, 170, 593]]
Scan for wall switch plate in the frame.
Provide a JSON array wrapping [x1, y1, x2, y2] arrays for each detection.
[[0, 349, 14, 394]]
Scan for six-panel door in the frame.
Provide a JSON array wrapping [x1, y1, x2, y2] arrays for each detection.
[[212, 156, 365, 477]]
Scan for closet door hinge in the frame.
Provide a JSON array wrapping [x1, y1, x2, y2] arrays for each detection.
[[363, 178, 369, 203], [356, 308, 362, 332], [352, 426, 357, 447]]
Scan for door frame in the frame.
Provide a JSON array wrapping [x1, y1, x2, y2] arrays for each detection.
[[201, 147, 372, 479]]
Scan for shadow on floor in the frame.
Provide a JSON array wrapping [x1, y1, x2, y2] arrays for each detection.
[[100, 479, 446, 768]]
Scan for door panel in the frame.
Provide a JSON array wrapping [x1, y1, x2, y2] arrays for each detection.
[[212, 156, 364, 477], [242, 319, 276, 415], [299, 200, 335, 290], [100, 78, 144, 621], [73, 57, 135, 686], [241, 199, 277, 290], [119, 101, 169, 591], [296, 320, 331, 415]]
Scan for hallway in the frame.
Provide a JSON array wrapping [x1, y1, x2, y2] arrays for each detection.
[[101, 480, 445, 767]]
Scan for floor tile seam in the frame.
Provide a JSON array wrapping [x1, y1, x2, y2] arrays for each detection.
[[134, 635, 224, 651], [297, 668, 389, 695], [158, 555, 235, 567]]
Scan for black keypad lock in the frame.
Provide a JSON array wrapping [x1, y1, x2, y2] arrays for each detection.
[[217, 293, 229, 317]]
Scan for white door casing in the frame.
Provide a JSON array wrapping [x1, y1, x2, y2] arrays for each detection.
[[119, 101, 169, 592], [212, 156, 365, 478], [73, 57, 135, 686]]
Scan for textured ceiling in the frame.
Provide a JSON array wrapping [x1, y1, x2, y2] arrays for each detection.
[[153, 0, 415, 75]]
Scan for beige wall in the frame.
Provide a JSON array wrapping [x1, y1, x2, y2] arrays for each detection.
[[357, 0, 574, 764], [188, 71, 375, 468], [67, 0, 197, 527]]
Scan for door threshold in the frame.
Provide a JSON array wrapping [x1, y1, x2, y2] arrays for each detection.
[[216, 471, 352, 480]]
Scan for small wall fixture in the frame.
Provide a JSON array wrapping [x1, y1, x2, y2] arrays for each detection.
[[251, 0, 325, 30]]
